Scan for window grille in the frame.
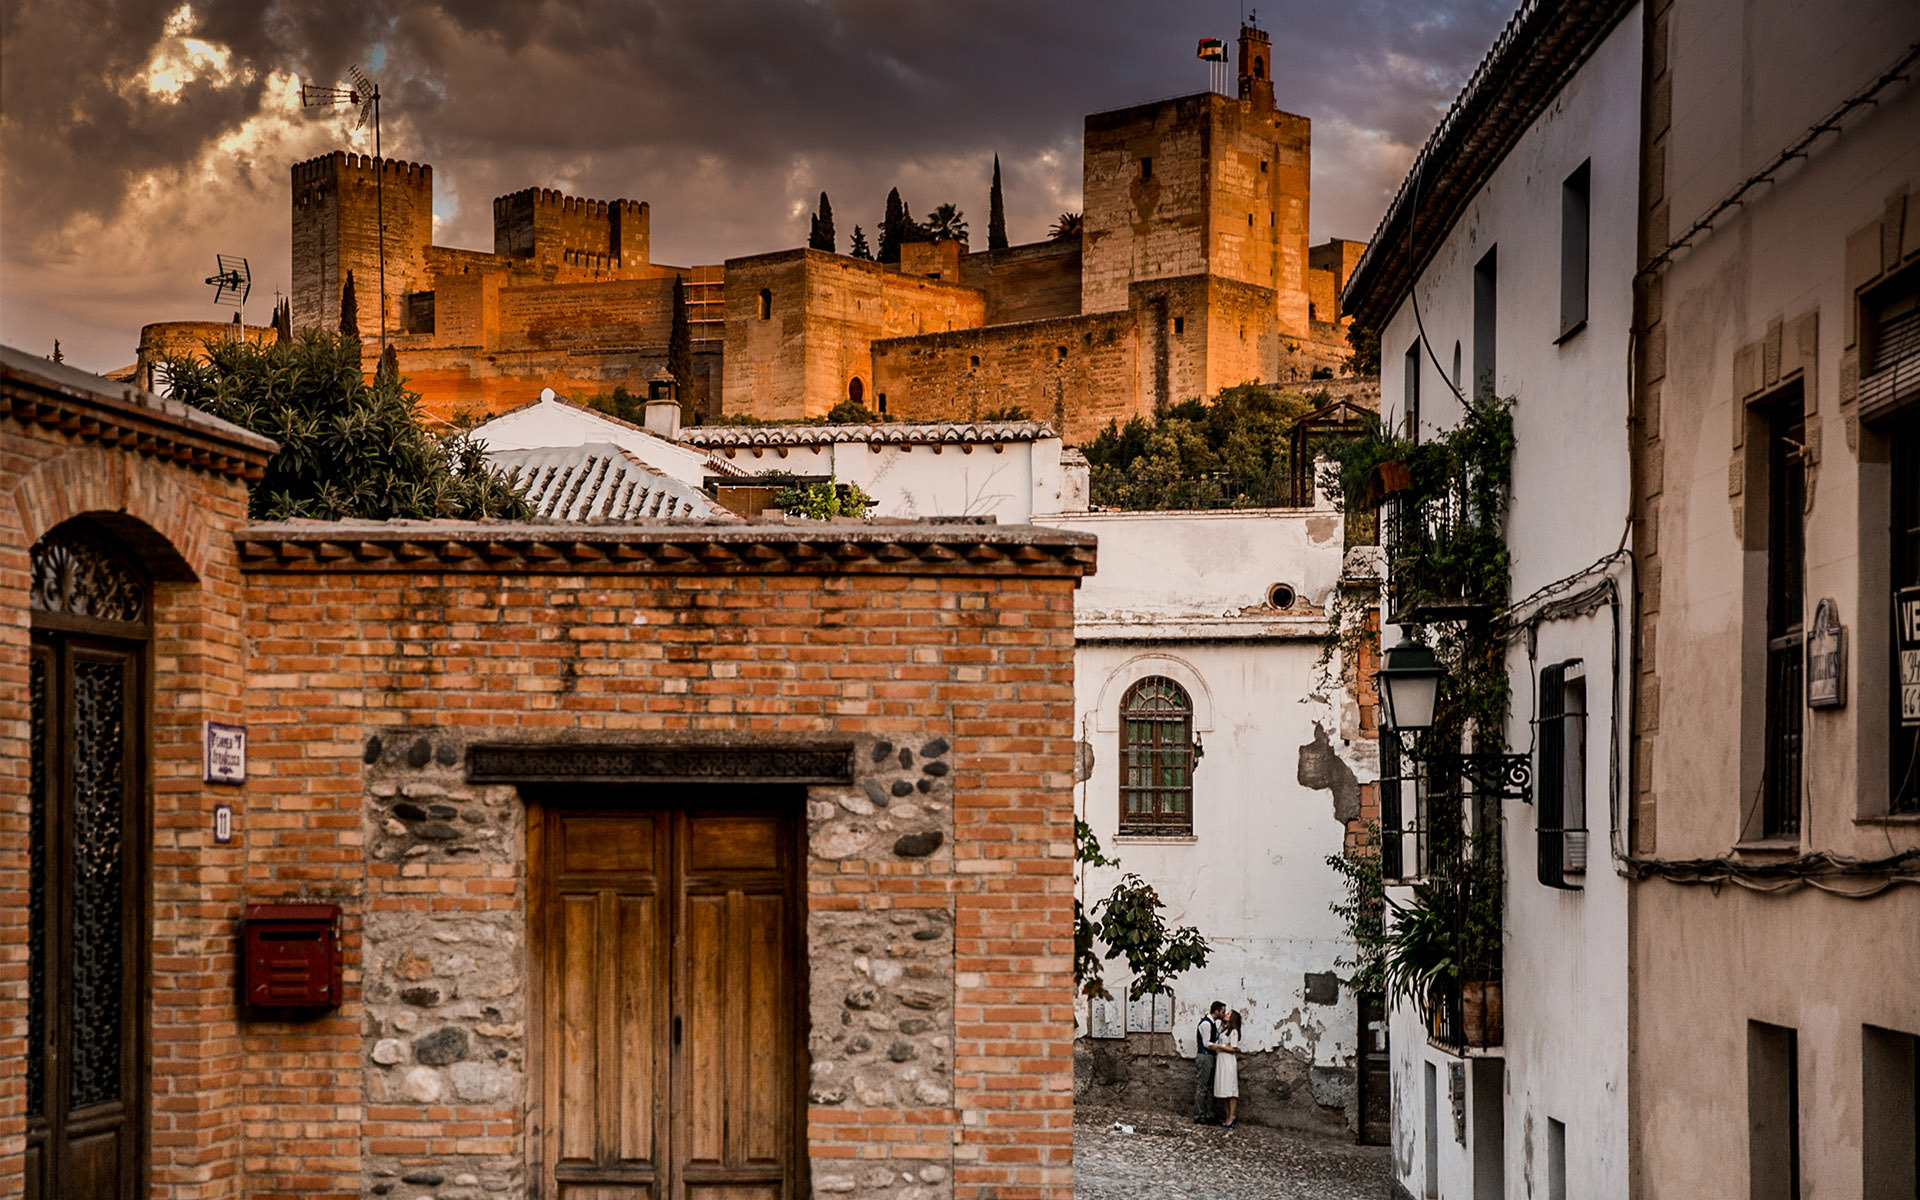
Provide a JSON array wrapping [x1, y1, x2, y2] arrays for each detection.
[[1118, 677, 1195, 835], [1379, 734, 1428, 881], [1761, 397, 1806, 838], [1891, 412, 1920, 813], [1536, 660, 1588, 888]]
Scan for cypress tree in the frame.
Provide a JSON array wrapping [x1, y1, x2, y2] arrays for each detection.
[[849, 225, 872, 260], [339, 270, 359, 339], [273, 298, 292, 343], [809, 192, 836, 252], [376, 344, 400, 384], [668, 275, 693, 410], [988, 155, 1008, 250], [879, 188, 906, 263]]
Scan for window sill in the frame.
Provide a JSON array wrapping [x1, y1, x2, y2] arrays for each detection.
[[1553, 318, 1588, 346], [1731, 837, 1802, 857], [1115, 833, 1198, 845], [1855, 812, 1920, 826]]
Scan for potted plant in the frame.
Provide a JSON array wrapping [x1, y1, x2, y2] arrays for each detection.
[[1381, 881, 1460, 1028]]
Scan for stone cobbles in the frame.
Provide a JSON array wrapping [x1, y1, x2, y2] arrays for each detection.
[[1074, 1102, 1392, 1200]]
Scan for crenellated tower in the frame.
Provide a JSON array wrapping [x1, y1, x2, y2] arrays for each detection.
[[492, 189, 650, 277], [290, 152, 435, 339]]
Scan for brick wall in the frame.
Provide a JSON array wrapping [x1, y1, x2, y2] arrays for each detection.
[[2, 355, 276, 1200], [233, 525, 1089, 1200], [5, 353, 1090, 1200]]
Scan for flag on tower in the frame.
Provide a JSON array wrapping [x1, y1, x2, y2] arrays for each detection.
[[1197, 37, 1226, 61]]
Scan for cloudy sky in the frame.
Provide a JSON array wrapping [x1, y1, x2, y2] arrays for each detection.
[[0, 0, 1512, 373]]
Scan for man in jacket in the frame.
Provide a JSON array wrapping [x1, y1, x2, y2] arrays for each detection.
[[1194, 1000, 1226, 1123]]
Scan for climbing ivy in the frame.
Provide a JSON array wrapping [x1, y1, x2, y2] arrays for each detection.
[[1315, 392, 1517, 992]]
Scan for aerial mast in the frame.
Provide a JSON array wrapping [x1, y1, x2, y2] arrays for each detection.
[[301, 66, 387, 353]]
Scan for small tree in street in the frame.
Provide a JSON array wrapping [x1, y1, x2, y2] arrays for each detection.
[[162, 331, 530, 521], [1075, 819, 1210, 1000]]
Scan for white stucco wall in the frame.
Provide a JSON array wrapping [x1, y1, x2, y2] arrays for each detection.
[[1373, 8, 1642, 1197], [1036, 510, 1374, 1096]]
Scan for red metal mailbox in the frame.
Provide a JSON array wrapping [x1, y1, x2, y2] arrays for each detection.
[[243, 903, 341, 1009]]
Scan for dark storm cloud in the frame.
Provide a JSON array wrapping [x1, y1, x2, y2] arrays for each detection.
[[0, 0, 1513, 370]]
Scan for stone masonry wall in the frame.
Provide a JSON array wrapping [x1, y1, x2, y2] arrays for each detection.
[[872, 310, 1140, 443]]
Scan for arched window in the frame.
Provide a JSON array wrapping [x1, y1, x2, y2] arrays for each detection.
[[848, 376, 864, 406], [1119, 676, 1196, 835], [758, 289, 772, 320], [1254, 56, 1266, 80]]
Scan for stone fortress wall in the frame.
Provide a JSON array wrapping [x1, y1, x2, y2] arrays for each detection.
[[249, 21, 1366, 438]]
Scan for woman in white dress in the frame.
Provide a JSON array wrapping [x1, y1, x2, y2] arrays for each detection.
[[1211, 1008, 1242, 1127]]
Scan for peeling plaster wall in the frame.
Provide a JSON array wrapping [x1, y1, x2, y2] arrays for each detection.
[[1036, 509, 1373, 1131]]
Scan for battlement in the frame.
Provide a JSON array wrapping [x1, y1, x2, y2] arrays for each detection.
[[291, 151, 432, 192], [493, 187, 649, 267], [492, 188, 646, 221]]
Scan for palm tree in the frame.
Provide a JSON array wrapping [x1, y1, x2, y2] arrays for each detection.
[[925, 202, 968, 244], [1050, 211, 1084, 240]]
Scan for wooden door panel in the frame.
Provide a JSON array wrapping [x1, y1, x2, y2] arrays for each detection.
[[614, 894, 661, 1164], [685, 1186, 782, 1200], [538, 804, 795, 1200], [556, 894, 602, 1165], [682, 892, 729, 1167], [739, 892, 785, 1165], [68, 1126, 123, 1200], [688, 817, 779, 871]]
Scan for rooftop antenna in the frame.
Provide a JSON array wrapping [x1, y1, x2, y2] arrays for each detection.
[[205, 254, 252, 333], [301, 65, 387, 353]]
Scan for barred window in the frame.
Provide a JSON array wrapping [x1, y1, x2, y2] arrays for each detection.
[[1536, 660, 1589, 888], [1119, 677, 1195, 835], [1379, 733, 1428, 882]]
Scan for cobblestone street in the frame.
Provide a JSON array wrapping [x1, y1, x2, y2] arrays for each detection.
[[1074, 1103, 1393, 1200]]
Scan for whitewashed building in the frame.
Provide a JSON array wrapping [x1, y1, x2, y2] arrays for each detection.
[[1038, 504, 1382, 1134], [1341, 0, 1643, 1193]]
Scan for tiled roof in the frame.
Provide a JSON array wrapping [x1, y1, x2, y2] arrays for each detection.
[[489, 443, 717, 520], [681, 420, 1057, 448]]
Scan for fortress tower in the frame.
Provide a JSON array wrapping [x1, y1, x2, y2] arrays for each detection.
[[1238, 24, 1275, 112], [290, 152, 435, 339], [492, 189, 650, 277]]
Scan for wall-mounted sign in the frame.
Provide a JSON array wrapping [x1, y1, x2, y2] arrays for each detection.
[[1125, 991, 1175, 1034], [1806, 598, 1846, 708], [204, 721, 247, 784], [1088, 997, 1126, 1039], [214, 803, 233, 844], [1899, 586, 1920, 726]]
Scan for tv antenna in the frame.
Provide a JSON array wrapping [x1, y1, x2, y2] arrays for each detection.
[[301, 65, 388, 352], [205, 254, 252, 329]]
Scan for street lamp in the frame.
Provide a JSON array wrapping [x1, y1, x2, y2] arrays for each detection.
[[1376, 631, 1443, 736], [1374, 630, 1531, 802]]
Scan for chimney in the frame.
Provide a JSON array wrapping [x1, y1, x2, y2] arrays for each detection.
[[644, 367, 682, 439]]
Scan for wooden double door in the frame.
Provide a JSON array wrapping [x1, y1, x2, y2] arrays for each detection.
[[531, 797, 803, 1200]]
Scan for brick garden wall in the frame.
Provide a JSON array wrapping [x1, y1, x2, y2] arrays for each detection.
[[3, 354, 1091, 1200], [232, 526, 1089, 1200]]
